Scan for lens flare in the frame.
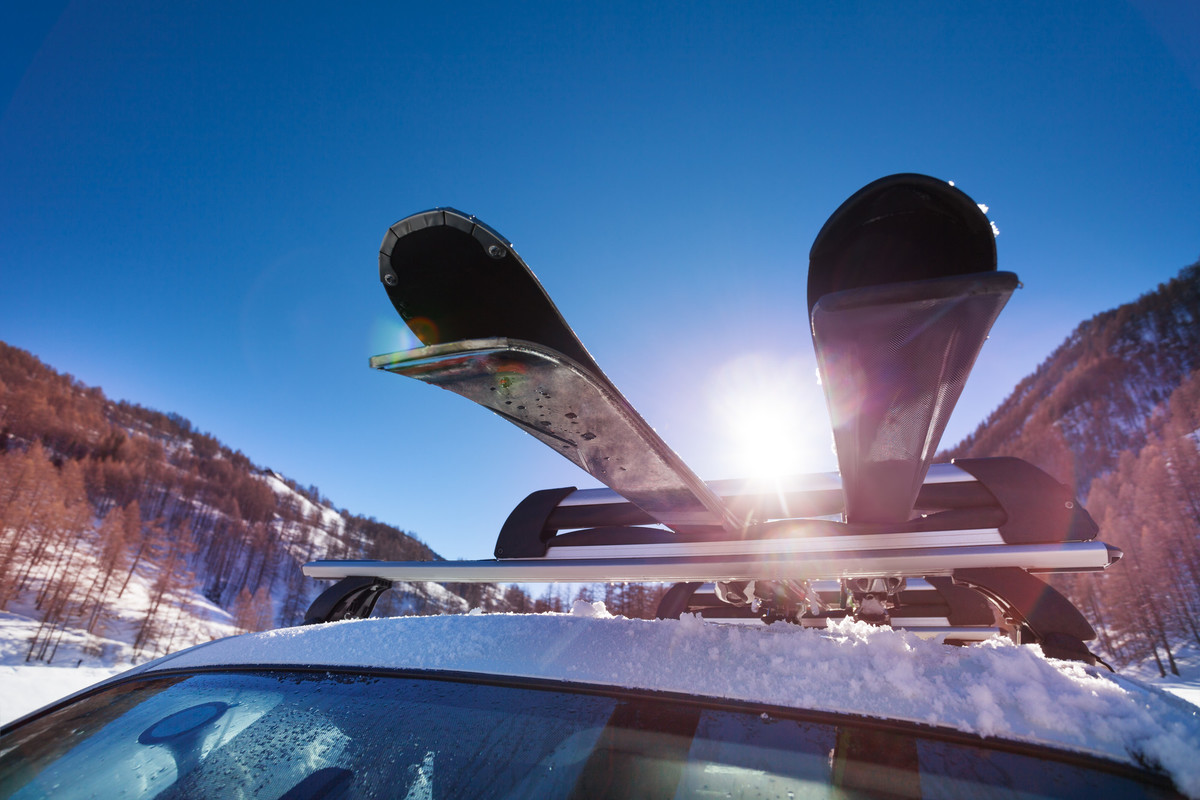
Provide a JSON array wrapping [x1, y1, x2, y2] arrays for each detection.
[[368, 317, 422, 354], [405, 317, 440, 345], [708, 354, 835, 479]]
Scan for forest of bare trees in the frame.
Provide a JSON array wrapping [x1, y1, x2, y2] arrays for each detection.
[[1071, 370, 1200, 674], [946, 261, 1200, 673], [0, 340, 517, 664]]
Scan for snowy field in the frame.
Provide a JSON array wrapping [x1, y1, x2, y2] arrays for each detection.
[[0, 663, 128, 726], [1124, 642, 1200, 709], [0, 601, 234, 726]]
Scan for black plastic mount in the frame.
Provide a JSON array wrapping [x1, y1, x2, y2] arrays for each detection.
[[304, 576, 393, 625], [656, 582, 704, 620], [494, 487, 578, 558], [951, 567, 1097, 663], [952, 458, 1097, 544]]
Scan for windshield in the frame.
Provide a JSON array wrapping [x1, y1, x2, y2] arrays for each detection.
[[0, 670, 1179, 799]]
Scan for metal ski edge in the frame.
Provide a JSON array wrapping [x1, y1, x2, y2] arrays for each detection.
[[369, 338, 515, 371], [303, 541, 1119, 583]]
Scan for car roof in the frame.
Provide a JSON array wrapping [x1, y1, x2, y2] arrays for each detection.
[[117, 608, 1200, 794]]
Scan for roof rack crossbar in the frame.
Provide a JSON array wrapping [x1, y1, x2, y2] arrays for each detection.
[[303, 540, 1117, 585]]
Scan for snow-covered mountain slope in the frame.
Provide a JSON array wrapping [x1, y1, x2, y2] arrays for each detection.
[[0, 341, 516, 673], [944, 261, 1200, 495]]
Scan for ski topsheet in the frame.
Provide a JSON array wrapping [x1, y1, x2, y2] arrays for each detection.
[[376, 209, 738, 532]]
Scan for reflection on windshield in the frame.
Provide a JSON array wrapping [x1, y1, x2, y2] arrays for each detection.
[[0, 670, 1180, 799]]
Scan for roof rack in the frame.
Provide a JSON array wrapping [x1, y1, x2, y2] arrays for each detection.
[[309, 180, 1122, 666]]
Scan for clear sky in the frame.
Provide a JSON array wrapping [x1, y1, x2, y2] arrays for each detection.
[[3, 1, 1198, 560]]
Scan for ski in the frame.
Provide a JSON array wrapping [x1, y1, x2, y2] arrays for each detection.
[[376, 210, 737, 532], [808, 174, 1017, 524]]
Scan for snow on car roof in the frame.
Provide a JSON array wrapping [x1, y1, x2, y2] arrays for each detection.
[[133, 604, 1200, 796]]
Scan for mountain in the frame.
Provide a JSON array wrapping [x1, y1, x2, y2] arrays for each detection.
[[943, 260, 1200, 673], [0, 341, 518, 667], [943, 262, 1200, 497]]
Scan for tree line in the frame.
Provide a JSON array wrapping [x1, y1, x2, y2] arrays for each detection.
[[1067, 369, 1200, 674], [945, 261, 1200, 673]]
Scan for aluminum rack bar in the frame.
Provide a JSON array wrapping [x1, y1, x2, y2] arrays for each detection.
[[304, 541, 1118, 584], [541, 527, 1006, 560], [557, 463, 976, 509]]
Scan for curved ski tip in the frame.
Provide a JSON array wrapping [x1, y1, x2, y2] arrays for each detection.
[[378, 208, 517, 286], [808, 173, 998, 315]]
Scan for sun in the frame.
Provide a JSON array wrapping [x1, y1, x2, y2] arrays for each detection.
[[708, 355, 834, 480]]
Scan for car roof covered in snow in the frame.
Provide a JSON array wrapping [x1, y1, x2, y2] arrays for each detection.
[[115, 605, 1200, 795]]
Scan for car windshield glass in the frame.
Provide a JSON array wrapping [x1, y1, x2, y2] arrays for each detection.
[[0, 670, 1178, 799]]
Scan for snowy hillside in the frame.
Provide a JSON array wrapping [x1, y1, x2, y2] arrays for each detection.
[[0, 340, 516, 680], [941, 262, 1200, 674], [944, 261, 1200, 493]]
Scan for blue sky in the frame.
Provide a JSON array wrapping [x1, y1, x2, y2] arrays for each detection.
[[3, 1, 1198, 560]]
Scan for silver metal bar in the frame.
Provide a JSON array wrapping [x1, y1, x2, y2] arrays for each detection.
[[555, 463, 977, 509], [303, 541, 1117, 583], [901, 627, 1001, 642], [542, 528, 1006, 560]]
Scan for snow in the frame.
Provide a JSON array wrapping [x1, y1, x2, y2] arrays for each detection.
[[99, 611, 1200, 796], [1125, 642, 1200, 710], [0, 664, 126, 725]]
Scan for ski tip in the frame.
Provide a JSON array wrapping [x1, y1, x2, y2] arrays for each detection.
[[807, 173, 998, 315], [378, 208, 515, 290]]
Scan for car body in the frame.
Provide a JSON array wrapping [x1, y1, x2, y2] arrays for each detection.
[[1, 606, 1197, 798]]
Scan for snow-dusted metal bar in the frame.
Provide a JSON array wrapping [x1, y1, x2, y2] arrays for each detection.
[[304, 541, 1117, 584], [890, 626, 1000, 642]]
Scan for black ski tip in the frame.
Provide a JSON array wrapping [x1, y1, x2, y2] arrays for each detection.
[[378, 208, 512, 292], [808, 174, 998, 315], [375, 208, 603, 373]]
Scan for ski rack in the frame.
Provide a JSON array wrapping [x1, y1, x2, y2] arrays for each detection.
[[303, 456, 1120, 663], [311, 181, 1123, 666]]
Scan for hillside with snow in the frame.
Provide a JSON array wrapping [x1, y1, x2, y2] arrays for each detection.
[[943, 260, 1200, 674], [0, 341, 517, 685], [944, 261, 1200, 493]]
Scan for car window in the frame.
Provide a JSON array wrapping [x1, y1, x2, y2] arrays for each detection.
[[0, 670, 1180, 799]]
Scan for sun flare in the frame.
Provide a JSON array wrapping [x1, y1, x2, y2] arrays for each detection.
[[709, 356, 834, 480]]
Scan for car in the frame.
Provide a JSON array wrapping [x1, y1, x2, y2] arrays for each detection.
[[0, 606, 1197, 798], [3, 176, 1198, 798]]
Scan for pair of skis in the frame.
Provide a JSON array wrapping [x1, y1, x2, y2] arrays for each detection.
[[304, 177, 1119, 663]]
